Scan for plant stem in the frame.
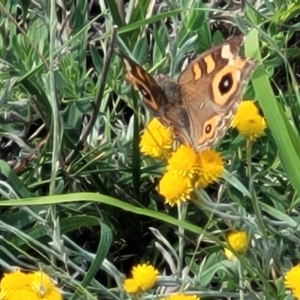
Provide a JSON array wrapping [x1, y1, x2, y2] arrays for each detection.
[[177, 202, 187, 276], [238, 259, 244, 300], [246, 139, 253, 179], [246, 139, 267, 235]]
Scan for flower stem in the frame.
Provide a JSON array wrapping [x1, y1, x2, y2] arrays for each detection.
[[246, 139, 253, 178], [177, 202, 187, 276], [238, 259, 244, 300], [246, 139, 266, 235]]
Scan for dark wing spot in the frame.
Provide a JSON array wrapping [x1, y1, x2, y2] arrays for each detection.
[[218, 73, 233, 95], [205, 124, 212, 134]]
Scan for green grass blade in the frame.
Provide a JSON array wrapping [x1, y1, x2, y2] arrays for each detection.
[[0, 192, 216, 240], [106, 0, 124, 28], [0, 160, 32, 198], [245, 30, 300, 195], [71, 221, 112, 299]]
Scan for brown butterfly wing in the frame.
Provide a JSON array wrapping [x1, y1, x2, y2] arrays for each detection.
[[119, 54, 168, 122], [174, 35, 257, 151]]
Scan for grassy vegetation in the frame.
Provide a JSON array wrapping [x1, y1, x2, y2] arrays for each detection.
[[0, 0, 300, 299]]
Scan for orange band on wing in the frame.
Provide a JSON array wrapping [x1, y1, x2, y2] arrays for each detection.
[[204, 55, 216, 74], [192, 63, 202, 80]]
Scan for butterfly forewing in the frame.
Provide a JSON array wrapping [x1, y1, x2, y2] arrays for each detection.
[[119, 54, 167, 118]]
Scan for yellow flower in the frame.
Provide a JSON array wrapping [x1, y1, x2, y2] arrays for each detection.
[[162, 294, 200, 300], [131, 263, 158, 292], [285, 264, 300, 299], [167, 145, 198, 177], [0, 270, 31, 291], [140, 118, 173, 158], [231, 100, 266, 141], [123, 263, 159, 295], [0, 270, 62, 300], [225, 231, 249, 257], [123, 278, 139, 294], [159, 171, 193, 206], [1, 290, 35, 300], [195, 150, 224, 189]]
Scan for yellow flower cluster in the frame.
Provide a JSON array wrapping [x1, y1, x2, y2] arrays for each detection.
[[159, 145, 224, 206], [140, 119, 224, 206], [224, 231, 249, 261], [231, 100, 266, 141], [0, 269, 62, 300], [285, 264, 300, 299], [141, 100, 266, 206], [123, 263, 159, 295]]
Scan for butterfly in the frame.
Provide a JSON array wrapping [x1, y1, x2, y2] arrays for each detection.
[[119, 35, 256, 152]]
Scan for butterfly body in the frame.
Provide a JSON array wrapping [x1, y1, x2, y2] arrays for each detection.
[[120, 35, 256, 152]]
